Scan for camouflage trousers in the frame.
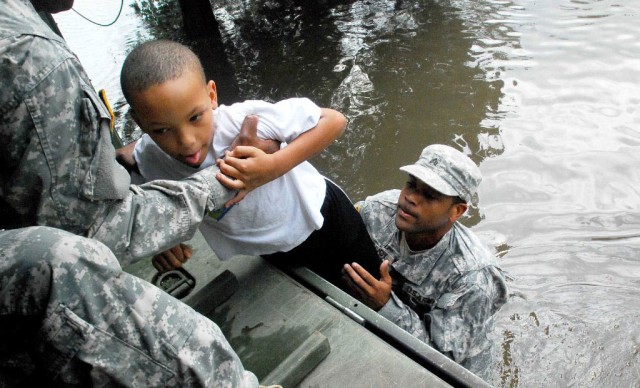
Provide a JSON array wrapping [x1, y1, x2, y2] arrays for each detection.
[[0, 226, 257, 387]]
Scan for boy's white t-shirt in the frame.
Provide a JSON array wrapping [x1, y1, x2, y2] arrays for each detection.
[[133, 98, 327, 260]]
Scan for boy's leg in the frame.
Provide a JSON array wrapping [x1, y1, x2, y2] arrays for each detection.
[[0, 226, 258, 387], [265, 179, 381, 289], [312, 178, 382, 280]]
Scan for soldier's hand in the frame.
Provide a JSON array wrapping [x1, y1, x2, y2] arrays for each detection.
[[230, 114, 281, 154], [152, 243, 192, 272], [343, 260, 392, 311]]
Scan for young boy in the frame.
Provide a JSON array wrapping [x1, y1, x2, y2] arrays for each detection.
[[120, 39, 380, 287]]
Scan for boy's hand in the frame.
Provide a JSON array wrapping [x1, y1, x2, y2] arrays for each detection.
[[216, 114, 282, 207], [342, 260, 392, 311], [152, 243, 192, 272], [216, 146, 280, 207], [230, 115, 281, 154], [115, 140, 139, 174]]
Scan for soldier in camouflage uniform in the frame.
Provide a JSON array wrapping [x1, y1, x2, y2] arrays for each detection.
[[0, 0, 244, 264], [0, 226, 258, 387], [344, 144, 508, 376], [0, 0, 261, 385]]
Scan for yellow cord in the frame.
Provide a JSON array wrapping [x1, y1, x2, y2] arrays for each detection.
[[98, 89, 115, 131]]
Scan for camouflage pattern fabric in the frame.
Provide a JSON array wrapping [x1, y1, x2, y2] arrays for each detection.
[[0, 0, 234, 266], [399, 144, 482, 204], [356, 189, 508, 374], [0, 226, 258, 387]]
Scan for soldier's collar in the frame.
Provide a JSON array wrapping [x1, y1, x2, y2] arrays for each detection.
[[391, 230, 453, 285]]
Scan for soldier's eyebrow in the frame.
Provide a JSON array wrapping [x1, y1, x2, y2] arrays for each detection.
[[415, 180, 445, 199], [425, 185, 444, 198]]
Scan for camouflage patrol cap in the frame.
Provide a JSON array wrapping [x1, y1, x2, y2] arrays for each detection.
[[399, 144, 482, 203]]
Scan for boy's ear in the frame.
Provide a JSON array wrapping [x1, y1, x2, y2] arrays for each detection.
[[207, 80, 218, 106], [128, 108, 140, 125]]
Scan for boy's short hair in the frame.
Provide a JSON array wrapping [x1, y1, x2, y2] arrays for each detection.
[[120, 39, 206, 103]]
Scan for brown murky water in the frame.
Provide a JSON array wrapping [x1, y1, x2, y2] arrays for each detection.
[[56, 0, 640, 386]]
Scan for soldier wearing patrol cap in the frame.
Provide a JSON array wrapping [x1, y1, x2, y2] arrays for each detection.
[[344, 144, 508, 377]]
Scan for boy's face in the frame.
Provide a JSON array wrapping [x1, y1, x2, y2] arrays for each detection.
[[130, 70, 218, 167], [395, 175, 466, 236]]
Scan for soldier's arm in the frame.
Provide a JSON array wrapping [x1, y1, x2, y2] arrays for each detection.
[[377, 291, 432, 344], [88, 166, 234, 266], [424, 273, 505, 363], [379, 278, 495, 363]]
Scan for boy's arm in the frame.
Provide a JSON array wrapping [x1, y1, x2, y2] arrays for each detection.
[[115, 140, 140, 174], [152, 243, 192, 272], [217, 108, 346, 205]]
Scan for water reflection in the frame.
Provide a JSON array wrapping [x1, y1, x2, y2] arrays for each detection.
[[132, 0, 183, 40], [126, 0, 506, 203], [470, 0, 640, 386], [55, 0, 640, 386]]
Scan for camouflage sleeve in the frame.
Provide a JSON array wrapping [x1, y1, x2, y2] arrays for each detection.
[[356, 190, 401, 232], [378, 291, 432, 344], [89, 168, 235, 266], [379, 271, 500, 363], [428, 269, 507, 362]]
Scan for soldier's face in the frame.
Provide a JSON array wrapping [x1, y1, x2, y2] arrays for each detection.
[[130, 70, 218, 167], [395, 175, 466, 236]]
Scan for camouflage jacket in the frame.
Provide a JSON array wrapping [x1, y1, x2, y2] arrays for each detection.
[[357, 190, 508, 364], [0, 0, 233, 265], [0, 226, 259, 387]]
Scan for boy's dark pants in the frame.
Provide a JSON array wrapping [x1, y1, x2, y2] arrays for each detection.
[[264, 179, 381, 290]]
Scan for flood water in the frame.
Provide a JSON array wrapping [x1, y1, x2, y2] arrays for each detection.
[[55, 0, 640, 386]]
